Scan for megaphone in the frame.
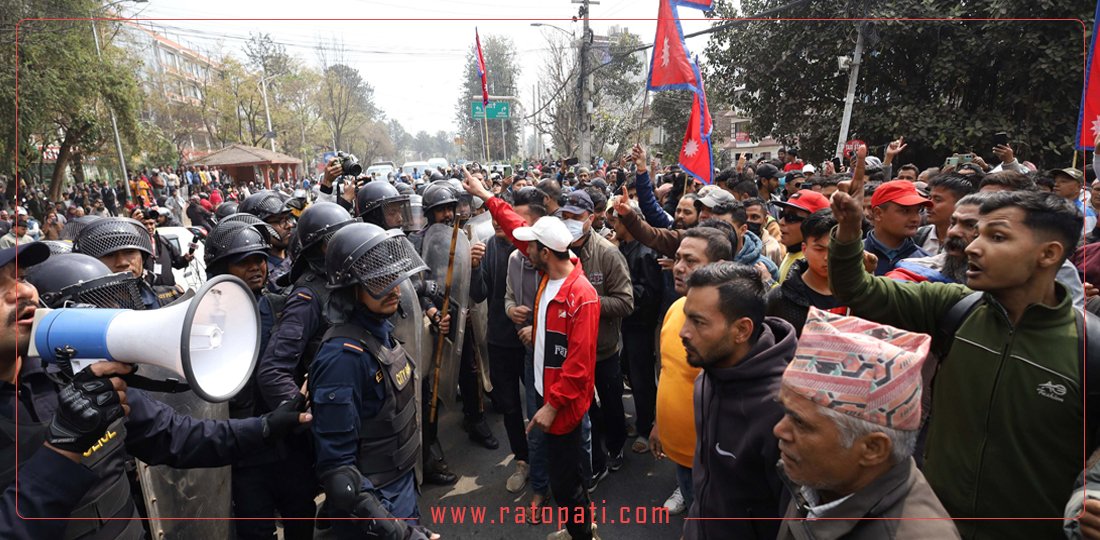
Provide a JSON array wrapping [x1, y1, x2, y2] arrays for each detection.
[[29, 275, 260, 403]]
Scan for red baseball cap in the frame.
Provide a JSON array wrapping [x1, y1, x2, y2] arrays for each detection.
[[776, 190, 831, 214], [871, 180, 932, 208]]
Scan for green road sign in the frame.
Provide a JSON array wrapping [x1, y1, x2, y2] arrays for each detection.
[[471, 101, 511, 120]]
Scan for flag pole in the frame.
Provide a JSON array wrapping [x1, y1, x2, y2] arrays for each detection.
[[482, 116, 491, 162]]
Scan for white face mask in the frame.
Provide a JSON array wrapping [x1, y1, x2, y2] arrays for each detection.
[[563, 219, 586, 241]]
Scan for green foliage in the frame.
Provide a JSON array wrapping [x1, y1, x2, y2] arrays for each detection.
[[703, 0, 1093, 168], [1, 2, 142, 197]]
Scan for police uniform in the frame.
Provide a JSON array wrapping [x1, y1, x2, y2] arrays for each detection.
[[311, 313, 422, 535], [0, 360, 268, 540], [310, 221, 434, 539]]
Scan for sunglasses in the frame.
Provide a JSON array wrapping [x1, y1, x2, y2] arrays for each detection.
[[780, 212, 807, 223]]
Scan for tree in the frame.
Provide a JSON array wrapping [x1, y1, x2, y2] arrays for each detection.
[[316, 39, 379, 152], [454, 34, 521, 162], [4, 11, 142, 199], [704, 0, 1092, 168], [387, 119, 411, 161]]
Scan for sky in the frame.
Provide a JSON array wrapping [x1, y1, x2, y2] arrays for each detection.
[[111, 0, 727, 137]]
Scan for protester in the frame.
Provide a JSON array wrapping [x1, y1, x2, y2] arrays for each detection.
[[774, 308, 959, 539], [829, 146, 1089, 539]]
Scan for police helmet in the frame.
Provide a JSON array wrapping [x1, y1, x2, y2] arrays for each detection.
[[422, 182, 458, 213], [217, 212, 278, 242], [297, 202, 355, 253], [239, 190, 291, 221], [324, 222, 427, 297], [205, 220, 272, 269], [72, 217, 154, 259], [61, 215, 104, 241], [214, 201, 239, 222], [40, 240, 73, 255], [356, 182, 412, 228], [24, 253, 145, 310]]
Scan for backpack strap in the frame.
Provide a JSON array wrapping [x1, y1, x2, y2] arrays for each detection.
[[937, 291, 983, 357], [1076, 309, 1100, 453]]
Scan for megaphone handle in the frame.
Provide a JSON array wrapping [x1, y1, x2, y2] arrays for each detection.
[[52, 346, 78, 383], [121, 373, 192, 394]]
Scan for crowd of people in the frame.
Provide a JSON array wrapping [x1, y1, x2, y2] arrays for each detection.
[[0, 133, 1099, 540]]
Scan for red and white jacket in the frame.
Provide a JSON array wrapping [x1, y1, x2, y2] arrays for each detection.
[[485, 197, 600, 434]]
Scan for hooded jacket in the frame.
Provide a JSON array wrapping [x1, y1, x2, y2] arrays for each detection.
[[765, 259, 847, 335], [738, 230, 780, 281], [830, 231, 1084, 540], [684, 317, 797, 540]]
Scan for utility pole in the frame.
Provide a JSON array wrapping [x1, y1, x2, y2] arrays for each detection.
[[573, 0, 597, 166], [834, 21, 865, 159], [259, 75, 276, 152], [91, 21, 131, 200]]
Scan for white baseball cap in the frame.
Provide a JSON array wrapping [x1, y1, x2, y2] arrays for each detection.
[[802, 164, 816, 174], [513, 216, 573, 252]]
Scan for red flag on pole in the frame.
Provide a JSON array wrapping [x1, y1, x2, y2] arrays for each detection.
[[647, 0, 698, 92], [1076, 0, 1100, 150], [673, 0, 714, 10], [679, 82, 713, 185], [476, 28, 489, 106]]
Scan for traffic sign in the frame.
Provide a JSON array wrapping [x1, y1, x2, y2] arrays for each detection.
[[471, 101, 511, 120], [842, 139, 865, 158]]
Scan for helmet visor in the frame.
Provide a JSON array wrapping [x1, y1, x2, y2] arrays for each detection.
[[350, 236, 427, 299]]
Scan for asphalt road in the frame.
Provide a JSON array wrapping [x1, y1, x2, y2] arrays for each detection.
[[421, 390, 685, 540]]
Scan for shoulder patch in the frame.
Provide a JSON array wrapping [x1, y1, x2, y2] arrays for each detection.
[[297, 292, 313, 300], [342, 341, 364, 353]]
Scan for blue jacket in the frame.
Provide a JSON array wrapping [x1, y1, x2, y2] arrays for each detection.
[[863, 230, 928, 276], [737, 231, 779, 281], [634, 171, 674, 229]]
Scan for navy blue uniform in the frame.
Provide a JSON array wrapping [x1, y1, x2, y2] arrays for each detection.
[[266, 253, 292, 293], [257, 275, 327, 412], [310, 310, 421, 531], [0, 361, 268, 539]]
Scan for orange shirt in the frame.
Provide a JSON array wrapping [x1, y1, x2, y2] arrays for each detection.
[[655, 297, 701, 468]]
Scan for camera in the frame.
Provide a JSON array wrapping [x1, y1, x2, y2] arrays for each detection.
[[334, 151, 362, 177]]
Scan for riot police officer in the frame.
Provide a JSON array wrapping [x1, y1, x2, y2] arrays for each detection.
[[71, 217, 183, 309], [311, 222, 438, 540], [409, 182, 498, 487], [6, 245, 309, 540], [205, 219, 319, 540], [356, 181, 412, 230], [239, 190, 296, 291], [214, 201, 240, 223]]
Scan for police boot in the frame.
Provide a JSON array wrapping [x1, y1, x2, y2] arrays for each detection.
[[423, 440, 457, 485], [462, 415, 499, 450]]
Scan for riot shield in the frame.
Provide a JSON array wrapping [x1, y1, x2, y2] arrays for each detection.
[[393, 277, 425, 485], [465, 211, 496, 393], [136, 367, 231, 538], [420, 222, 470, 410]]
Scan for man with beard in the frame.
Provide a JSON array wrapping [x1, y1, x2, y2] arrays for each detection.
[[887, 193, 989, 284], [680, 261, 796, 540], [673, 194, 699, 229], [461, 175, 601, 540]]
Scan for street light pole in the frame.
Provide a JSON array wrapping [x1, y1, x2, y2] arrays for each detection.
[[90, 20, 131, 200], [573, 0, 596, 166]]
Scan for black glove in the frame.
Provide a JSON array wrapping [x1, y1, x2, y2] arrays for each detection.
[[321, 465, 410, 540], [47, 370, 125, 454], [261, 394, 305, 443]]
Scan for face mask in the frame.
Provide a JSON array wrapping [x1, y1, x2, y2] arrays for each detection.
[[564, 219, 585, 241], [747, 222, 763, 236]]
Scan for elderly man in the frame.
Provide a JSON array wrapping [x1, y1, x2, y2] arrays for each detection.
[[774, 308, 958, 539]]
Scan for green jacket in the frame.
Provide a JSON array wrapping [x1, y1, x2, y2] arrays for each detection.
[[828, 230, 1082, 540]]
